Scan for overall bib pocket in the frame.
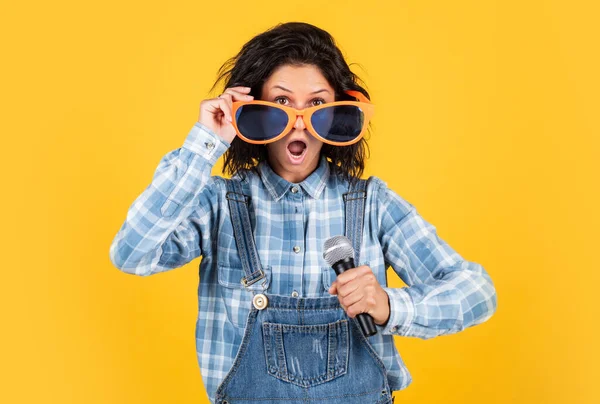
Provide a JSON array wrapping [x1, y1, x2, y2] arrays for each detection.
[[262, 319, 349, 388], [218, 264, 271, 329]]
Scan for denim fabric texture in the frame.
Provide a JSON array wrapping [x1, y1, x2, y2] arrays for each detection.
[[215, 296, 392, 404], [109, 122, 498, 403]]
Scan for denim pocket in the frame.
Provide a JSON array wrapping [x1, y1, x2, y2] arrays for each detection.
[[262, 319, 349, 387]]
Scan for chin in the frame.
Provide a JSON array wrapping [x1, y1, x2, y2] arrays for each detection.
[[268, 148, 321, 182]]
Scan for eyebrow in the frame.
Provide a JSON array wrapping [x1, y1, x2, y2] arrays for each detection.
[[271, 85, 331, 95]]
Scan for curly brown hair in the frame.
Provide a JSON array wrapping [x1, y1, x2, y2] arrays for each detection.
[[209, 22, 373, 183]]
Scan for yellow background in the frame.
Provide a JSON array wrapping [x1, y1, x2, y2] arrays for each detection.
[[2, 0, 598, 403]]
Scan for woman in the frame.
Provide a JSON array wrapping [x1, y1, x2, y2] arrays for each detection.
[[109, 22, 497, 404]]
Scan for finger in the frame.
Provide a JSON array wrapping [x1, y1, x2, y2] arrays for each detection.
[[347, 299, 373, 318], [218, 92, 233, 102], [222, 87, 253, 100], [218, 92, 249, 117], [328, 281, 337, 295], [215, 98, 233, 122], [202, 99, 230, 122], [336, 266, 369, 287], [204, 98, 231, 119], [362, 271, 378, 285], [337, 279, 360, 298], [339, 289, 364, 308], [346, 297, 376, 317], [223, 88, 254, 101], [227, 86, 252, 93]]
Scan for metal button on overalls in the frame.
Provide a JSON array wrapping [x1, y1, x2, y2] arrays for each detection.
[[253, 293, 268, 310]]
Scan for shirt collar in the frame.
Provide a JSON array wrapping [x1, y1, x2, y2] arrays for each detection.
[[258, 155, 330, 201]]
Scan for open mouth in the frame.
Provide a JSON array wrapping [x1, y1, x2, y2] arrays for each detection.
[[287, 140, 307, 158]]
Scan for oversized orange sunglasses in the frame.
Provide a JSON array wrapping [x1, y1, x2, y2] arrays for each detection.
[[231, 90, 374, 146]]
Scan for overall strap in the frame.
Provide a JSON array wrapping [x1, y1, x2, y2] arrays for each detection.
[[343, 177, 369, 265], [225, 178, 265, 288]]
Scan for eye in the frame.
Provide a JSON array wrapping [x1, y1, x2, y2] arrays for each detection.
[[311, 98, 326, 106], [274, 96, 289, 105]]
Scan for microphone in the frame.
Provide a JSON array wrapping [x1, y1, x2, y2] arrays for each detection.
[[323, 235, 377, 337]]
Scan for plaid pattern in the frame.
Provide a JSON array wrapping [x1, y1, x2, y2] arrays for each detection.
[[110, 122, 497, 402]]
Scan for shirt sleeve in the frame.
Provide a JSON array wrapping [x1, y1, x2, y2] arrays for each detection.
[[108, 122, 230, 276], [372, 177, 498, 339]]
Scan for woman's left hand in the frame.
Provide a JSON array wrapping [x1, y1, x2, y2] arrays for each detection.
[[328, 265, 390, 326]]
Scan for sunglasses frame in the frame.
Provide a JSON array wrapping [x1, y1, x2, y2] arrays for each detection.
[[230, 90, 374, 146]]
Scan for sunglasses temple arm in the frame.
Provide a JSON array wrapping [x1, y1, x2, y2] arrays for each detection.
[[344, 90, 371, 104]]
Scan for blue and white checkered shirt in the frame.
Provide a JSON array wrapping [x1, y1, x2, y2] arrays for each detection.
[[109, 122, 497, 402]]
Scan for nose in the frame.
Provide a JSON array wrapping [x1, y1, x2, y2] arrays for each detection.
[[293, 114, 306, 130]]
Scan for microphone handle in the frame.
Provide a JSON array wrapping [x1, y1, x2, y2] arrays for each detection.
[[332, 257, 378, 337]]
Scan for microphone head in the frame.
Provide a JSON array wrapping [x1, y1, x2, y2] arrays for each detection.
[[323, 235, 355, 266]]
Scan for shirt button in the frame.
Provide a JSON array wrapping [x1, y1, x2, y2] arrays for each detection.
[[391, 326, 399, 333], [291, 186, 299, 193], [291, 290, 299, 298], [293, 246, 301, 253], [205, 141, 215, 150]]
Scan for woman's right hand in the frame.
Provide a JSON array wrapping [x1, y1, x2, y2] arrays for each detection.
[[198, 86, 254, 145]]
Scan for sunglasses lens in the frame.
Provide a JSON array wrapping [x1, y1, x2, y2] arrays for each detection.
[[311, 105, 365, 143], [235, 104, 288, 141]]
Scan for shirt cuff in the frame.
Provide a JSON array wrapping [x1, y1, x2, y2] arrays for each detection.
[[377, 287, 415, 335], [182, 122, 230, 166]]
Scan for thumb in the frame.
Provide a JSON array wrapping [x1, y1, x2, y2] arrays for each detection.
[[328, 281, 338, 295]]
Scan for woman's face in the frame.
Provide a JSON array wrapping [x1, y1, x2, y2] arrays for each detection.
[[260, 64, 335, 183]]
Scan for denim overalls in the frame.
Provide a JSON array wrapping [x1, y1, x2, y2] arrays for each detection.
[[214, 177, 393, 404]]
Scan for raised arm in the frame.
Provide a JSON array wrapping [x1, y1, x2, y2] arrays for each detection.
[[109, 122, 228, 276]]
